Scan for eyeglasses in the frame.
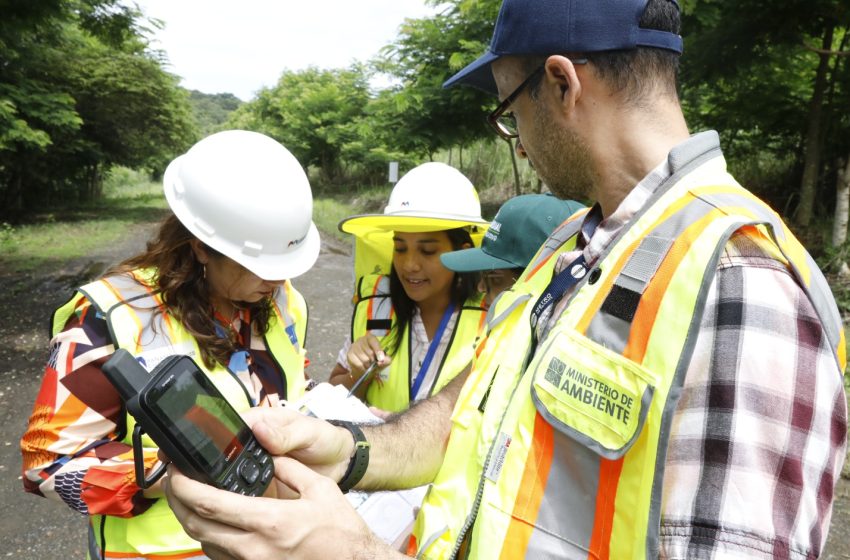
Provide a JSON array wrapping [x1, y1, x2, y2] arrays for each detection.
[[487, 58, 588, 140]]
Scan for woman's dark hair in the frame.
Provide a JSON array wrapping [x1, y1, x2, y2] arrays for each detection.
[[385, 227, 478, 356], [107, 214, 273, 369]]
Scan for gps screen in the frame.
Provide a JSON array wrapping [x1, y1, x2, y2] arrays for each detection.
[[149, 361, 249, 479]]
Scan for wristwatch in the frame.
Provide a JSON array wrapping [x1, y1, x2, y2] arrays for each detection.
[[327, 419, 370, 493]]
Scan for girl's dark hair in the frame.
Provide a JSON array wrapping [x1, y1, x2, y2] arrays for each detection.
[[385, 227, 478, 356], [107, 214, 273, 368]]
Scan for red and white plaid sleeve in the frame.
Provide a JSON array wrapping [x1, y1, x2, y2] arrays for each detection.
[[660, 232, 848, 559]]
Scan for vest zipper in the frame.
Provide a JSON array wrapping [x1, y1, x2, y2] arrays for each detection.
[[449, 333, 538, 558]]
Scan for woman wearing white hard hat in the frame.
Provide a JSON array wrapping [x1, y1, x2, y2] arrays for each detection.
[[21, 130, 320, 559], [328, 162, 489, 413]]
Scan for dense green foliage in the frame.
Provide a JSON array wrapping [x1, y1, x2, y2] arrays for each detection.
[[0, 0, 196, 219], [188, 90, 243, 137], [2, 0, 848, 240]]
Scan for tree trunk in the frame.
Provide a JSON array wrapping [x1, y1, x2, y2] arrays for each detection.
[[447, 147, 453, 166], [507, 139, 521, 196], [796, 24, 835, 227], [458, 145, 463, 171], [834, 156, 850, 247]]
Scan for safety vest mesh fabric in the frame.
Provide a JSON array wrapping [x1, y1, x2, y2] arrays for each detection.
[[411, 153, 845, 559], [51, 269, 308, 559], [351, 274, 486, 413]]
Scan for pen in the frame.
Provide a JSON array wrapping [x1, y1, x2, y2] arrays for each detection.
[[347, 361, 379, 398]]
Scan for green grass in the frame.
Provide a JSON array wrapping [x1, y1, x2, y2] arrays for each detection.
[[0, 167, 377, 273], [0, 168, 168, 273], [313, 197, 359, 242]]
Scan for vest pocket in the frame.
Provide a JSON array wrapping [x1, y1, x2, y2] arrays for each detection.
[[530, 327, 655, 459]]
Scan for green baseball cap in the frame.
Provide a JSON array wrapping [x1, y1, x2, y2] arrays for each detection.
[[441, 194, 585, 272]]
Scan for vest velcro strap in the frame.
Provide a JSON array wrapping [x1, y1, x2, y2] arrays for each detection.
[[600, 285, 642, 323], [366, 319, 393, 331]]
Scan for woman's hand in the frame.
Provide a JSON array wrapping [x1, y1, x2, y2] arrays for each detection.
[[347, 334, 391, 380]]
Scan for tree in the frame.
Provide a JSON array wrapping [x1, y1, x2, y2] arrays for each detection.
[[0, 0, 196, 217], [228, 65, 373, 185], [376, 0, 500, 160], [188, 91, 243, 137], [680, 0, 850, 226]]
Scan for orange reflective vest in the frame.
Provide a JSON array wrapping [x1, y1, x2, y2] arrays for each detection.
[[411, 133, 846, 559]]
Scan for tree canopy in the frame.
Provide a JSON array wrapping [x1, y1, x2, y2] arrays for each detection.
[[0, 0, 196, 217], [2, 0, 848, 231]]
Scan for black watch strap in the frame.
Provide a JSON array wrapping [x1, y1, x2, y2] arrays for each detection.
[[328, 420, 370, 493]]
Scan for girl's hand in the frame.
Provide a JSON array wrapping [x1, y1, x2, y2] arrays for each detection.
[[347, 334, 391, 379]]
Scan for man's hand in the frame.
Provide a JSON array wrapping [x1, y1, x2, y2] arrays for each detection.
[[241, 407, 353, 482], [164, 459, 405, 560]]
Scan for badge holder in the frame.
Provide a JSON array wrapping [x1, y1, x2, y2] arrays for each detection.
[[132, 424, 168, 489]]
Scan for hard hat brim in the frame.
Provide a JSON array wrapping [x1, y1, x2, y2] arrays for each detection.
[[339, 214, 490, 237]]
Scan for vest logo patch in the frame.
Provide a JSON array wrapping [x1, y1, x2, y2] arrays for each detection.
[[544, 357, 635, 427], [544, 357, 567, 387], [484, 432, 511, 482]]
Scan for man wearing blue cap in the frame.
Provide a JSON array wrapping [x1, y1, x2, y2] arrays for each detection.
[[164, 1, 847, 558]]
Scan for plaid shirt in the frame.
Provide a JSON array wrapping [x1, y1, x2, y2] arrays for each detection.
[[539, 136, 847, 559]]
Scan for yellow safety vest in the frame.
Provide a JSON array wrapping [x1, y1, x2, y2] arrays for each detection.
[[351, 274, 486, 412], [411, 137, 846, 559], [51, 268, 308, 559]]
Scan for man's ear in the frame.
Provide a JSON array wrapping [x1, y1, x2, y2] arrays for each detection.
[[189, 239, 209, 264], [544, 55, 582, 115]]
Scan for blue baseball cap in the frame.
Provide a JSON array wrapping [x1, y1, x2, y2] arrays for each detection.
[[444, 0, 683, 94]]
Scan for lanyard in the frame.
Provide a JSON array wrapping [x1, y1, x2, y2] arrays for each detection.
[[410, 303, 455, 400], [214, 310, 257, 406], [529, 206, 602, 331]]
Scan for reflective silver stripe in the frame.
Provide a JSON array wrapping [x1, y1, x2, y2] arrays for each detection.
[[525, 217, 583, 274], [102, 276, 171, 354], [486, 294, 532, 333], [524, 429, 600, 558], [586, 197, 715, 353], [615, 235, 674, 293]]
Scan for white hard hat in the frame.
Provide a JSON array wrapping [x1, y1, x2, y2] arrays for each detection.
[[163, 130, 320, 280], [339, 162, 489, 236]]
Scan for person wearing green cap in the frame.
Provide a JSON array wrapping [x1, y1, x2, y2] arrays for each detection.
[[441, 194, 584, 307]]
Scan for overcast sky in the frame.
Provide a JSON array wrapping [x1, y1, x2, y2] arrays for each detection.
[[132, 0, 439, 101]]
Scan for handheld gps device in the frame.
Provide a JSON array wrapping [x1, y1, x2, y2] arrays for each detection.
[[102, 349, 274, 496]]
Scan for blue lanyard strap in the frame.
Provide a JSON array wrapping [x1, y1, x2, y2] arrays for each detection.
[[410, 303, 456, 400], [529, 205, 603, 331]]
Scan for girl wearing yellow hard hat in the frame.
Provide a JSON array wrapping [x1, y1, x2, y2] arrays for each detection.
[[328, 162, 489, 413]]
